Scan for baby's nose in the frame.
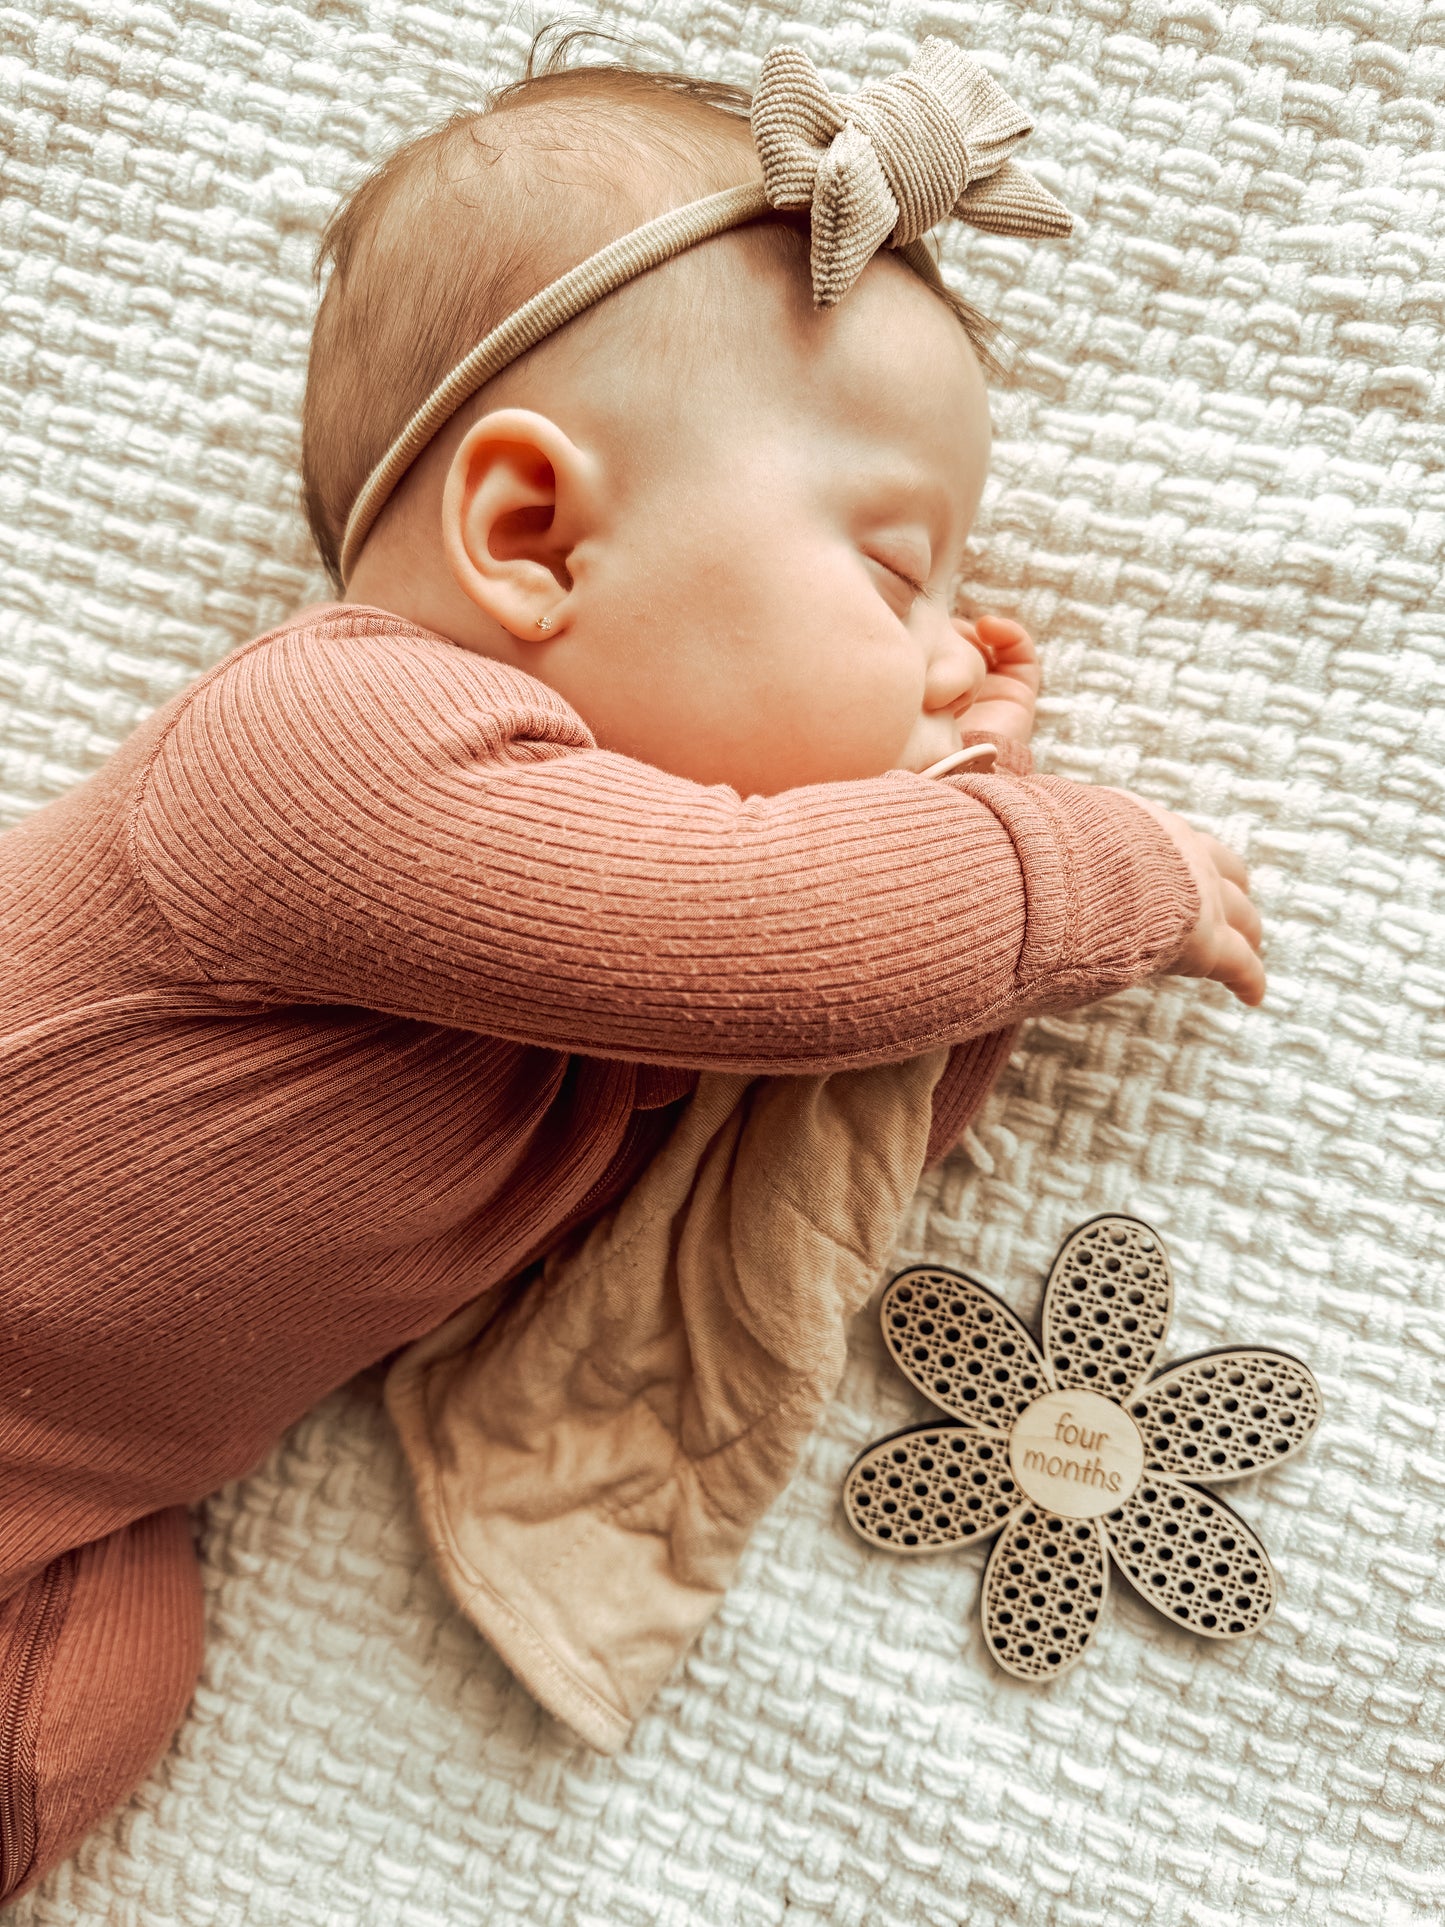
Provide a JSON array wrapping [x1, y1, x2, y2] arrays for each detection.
[[923, 622, 989, 714]]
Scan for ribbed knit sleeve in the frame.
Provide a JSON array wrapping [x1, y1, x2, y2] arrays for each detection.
[[128, 611, 1199, 1075]]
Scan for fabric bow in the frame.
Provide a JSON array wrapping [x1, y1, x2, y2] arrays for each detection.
[[751, 37, 1073, 307]]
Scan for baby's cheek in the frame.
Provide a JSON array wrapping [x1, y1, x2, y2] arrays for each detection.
[[802, 599, 923, 776], [666, 537, 921, 786]]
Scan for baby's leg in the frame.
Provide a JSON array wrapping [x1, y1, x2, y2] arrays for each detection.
[[0, 1507, 203, 1904]]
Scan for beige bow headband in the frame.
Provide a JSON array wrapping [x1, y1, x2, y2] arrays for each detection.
[[337, 37, 1072, 583]]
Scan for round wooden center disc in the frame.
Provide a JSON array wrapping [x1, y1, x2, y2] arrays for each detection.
[[1008, 1388, 1146, 1520]]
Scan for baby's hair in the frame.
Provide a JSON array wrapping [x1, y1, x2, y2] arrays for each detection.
[[301, 26, 1003, 588]]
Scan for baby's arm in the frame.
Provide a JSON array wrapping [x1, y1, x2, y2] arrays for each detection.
[[957, 614, 1264, 1008], [130, 616, 1202, 1077]]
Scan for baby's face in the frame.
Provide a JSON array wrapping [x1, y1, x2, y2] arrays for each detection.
[[354, 244, 997, 798], [563, 254, 996, 794]]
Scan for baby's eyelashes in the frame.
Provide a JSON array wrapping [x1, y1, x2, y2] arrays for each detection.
[[862, 530, 933, 592], [864, 552, 928, 610]]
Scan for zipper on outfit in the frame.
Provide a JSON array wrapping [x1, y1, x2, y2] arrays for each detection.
[[0, 1558, 71, 1901]]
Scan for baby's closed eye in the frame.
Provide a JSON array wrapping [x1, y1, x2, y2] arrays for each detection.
[[866, 553, 928, 599]]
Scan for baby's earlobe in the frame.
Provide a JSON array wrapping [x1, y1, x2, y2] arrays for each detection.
[[441, 408, 591, 640]]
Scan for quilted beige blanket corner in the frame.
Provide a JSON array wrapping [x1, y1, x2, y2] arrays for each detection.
[[384, 1052, 947, 1751]]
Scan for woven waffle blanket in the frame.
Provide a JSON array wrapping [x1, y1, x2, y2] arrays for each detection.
[[3, 1, 1443, 1923]]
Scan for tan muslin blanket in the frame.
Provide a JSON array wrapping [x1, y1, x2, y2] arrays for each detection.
[[384, 1051, 947, 1753]]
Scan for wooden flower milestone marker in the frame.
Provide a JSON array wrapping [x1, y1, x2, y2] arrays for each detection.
[[842, 1214, 1323, 1682]]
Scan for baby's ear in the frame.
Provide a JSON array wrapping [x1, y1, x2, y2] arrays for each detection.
[[441, 408, 599, 639]]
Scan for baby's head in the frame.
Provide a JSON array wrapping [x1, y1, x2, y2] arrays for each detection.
[[303, 51, 1021, 795]]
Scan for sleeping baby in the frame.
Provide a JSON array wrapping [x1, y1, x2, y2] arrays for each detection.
[[0, 35, 1263, 1900]]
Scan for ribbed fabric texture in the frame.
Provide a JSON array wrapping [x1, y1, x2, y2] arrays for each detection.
[[751, 39, 1073, 307], [0, 601, 1198, 1903], [339, 37, 1073, 577], [18, 1510, 203, 1905], [0, 602, 1196, 1601], [338, 184, 769, 580]]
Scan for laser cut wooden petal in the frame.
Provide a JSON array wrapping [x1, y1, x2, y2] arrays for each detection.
[[847, 1219, 1322, 1685], [842, 1420, 1023, 1554], [1040, 1215, 1174, 1400], [980, 1506, 1110, 1680], [879, 1264, 1053, 1429], [1124, 1348, 1324, 1484], [1101, 1474, 1278, 1638]]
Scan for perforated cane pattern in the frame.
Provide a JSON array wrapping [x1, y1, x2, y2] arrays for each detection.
[[0, 0, 1437, 1917], [1041, 1216, 1173, 1399], [847, 1217, 1320, 1683], [843, 1423, 1021, 1553], [980, 1509, 1109, 1680], [880, 1266, 1050, 1428], [1128, 1350, 1323, 1483], [1102, 1480, 1276, 1639]]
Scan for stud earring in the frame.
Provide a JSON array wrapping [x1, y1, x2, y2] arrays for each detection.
[[535, 614, 555, 632]]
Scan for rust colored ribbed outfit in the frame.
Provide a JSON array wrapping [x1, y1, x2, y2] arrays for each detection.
[[0, 605, 1197, 1897]]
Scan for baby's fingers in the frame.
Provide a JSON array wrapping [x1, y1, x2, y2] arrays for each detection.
[[1200, 832, 1249, 893], [1213, 929, 1267, 1007], [974, 615, 1039, 681], [1222, 877, 1263, 954], [972, 613, 1034, 653]]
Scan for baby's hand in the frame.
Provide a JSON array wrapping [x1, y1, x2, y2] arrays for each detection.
[[1106, 791, 1266, 1007], [954, 614, 1038, 745]]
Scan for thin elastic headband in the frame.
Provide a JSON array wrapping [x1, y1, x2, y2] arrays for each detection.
[[342, 184, 767, 583], [337, 37, 1071, 584]]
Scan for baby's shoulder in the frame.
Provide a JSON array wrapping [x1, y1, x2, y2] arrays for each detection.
[[198, 604, 592, 754]]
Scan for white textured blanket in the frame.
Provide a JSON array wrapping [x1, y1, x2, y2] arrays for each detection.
[[3, 1, 1443, 1923]]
